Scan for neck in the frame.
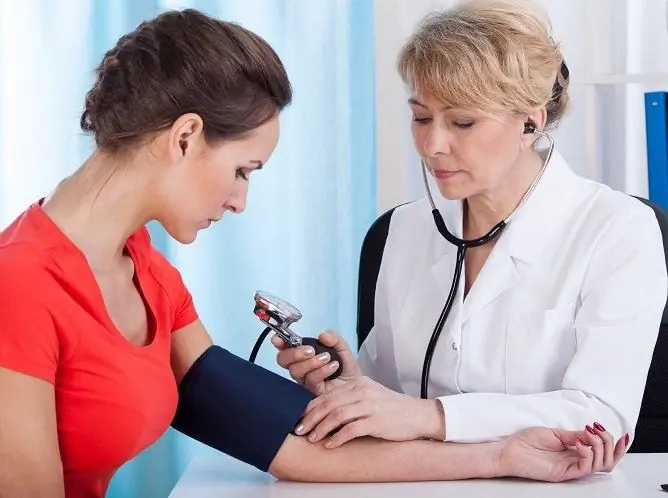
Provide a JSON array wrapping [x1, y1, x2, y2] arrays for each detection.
[[464, 150, 543, 239], [41, 149, 158, 271]]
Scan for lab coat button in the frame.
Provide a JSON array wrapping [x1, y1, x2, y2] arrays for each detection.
[[452, 342, 458, 351]]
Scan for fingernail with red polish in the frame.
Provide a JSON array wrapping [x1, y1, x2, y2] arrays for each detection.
[[586, 425, 596, 435], [577, 437, 587, 446], [593, 422, 606, 432], [625, 434, 630, 447]]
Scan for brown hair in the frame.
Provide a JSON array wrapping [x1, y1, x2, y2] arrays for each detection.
[[398, 0, 570, 128], [80, 9, 292, 152]]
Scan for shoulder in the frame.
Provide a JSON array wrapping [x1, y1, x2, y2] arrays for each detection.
[[0, 251, 54, 300], [385, 198, 439, 240], [373, 199, 446, 279], [383, 197, 464, 255], [573, 177, 662, 242], [0, 214, 61, 302], [561, 177, 666, 292], [0, 249, 58, 350]]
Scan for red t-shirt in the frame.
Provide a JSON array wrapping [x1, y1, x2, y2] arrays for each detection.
[[0, 203, 199, 497]]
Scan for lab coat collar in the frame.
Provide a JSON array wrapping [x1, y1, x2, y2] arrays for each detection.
[[429, 148, 576, 263], [504, 148, 578, 265], [428, 149, 577, 322]]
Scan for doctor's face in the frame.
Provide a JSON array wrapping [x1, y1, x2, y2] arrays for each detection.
[[409, 93, 527, 200]]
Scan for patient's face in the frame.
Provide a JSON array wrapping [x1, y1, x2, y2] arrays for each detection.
[[158, 116, 280, 243]]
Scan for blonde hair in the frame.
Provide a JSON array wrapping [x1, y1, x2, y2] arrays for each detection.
[[398, 0, 569, 128]]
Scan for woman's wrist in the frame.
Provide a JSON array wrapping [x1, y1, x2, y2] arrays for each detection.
[[444, 441, 505, 479], [482, 441, 505, 478]]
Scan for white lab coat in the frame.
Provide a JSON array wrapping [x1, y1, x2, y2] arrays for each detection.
[[358, 150, 668, 443]]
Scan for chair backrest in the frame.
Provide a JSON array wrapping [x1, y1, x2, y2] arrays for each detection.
[[355, 197, 668, 453], [356, 204, 407, 350], [629, 197, 668, 453]]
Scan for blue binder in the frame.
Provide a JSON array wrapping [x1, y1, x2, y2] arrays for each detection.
[[645, 92, 668, 208]]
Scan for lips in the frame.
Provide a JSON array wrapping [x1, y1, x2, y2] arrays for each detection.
[[431, 169, 458, 180]]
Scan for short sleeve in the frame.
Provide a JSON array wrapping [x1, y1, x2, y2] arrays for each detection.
[[172, 278, 198, 331], [147, 246, 199, 332], [0, 267, 59, 384]]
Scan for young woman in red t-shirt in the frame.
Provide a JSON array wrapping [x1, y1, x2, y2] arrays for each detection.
[[0, 8, 626, 498]]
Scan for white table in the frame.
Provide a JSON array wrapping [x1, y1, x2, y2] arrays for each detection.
[[169, 452, 668, 497]]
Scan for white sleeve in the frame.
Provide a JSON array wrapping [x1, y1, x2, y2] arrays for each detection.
[[357, 243, 403, 393], [438, 207, 667, 443]]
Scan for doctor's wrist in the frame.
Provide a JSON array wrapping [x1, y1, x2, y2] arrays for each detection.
[[418, 398, 446, 441]]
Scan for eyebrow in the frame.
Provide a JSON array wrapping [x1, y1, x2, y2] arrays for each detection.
[[408, 98, 427, 109], [408, 98, 468, 114]]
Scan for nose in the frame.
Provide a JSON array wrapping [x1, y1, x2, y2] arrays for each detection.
[[224, 182, 248, 214], [422, 121, 452, 157]]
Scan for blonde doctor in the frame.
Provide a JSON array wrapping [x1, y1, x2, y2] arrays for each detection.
[[273, 0, 668, 456]]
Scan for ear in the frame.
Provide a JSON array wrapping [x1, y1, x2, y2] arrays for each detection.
[[167, 113, 205, 163], [520, 108, 548, 148]]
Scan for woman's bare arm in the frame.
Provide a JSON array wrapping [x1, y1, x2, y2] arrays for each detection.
[[270, 434, 500, 482], [171, 323, 618, 484], [170, 324, 495, 482], [0, 367, 64, 498]]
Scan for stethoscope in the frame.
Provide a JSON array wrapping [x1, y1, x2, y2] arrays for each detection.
[[419, 122, 555, 399]]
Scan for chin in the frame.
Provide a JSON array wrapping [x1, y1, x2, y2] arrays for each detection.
[[433, 177, 480, 201], [178, 232, 198, 244], [435, 185, 469, 201], [163, 225, 198, 245]]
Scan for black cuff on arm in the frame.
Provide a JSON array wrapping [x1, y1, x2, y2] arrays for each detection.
[[171, 345, 315, 472]]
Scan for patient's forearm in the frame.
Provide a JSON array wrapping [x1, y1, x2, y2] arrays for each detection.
[[269, 434, 501, 482]]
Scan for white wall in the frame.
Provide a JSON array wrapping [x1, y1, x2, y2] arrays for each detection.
[[374, 0, 668, 214]]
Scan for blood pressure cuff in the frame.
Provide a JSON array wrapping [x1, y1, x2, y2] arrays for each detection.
[[171, 345, 315, 472]]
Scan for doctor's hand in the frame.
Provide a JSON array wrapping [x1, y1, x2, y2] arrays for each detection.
[[272, 331, 362, 395], [500, 425, 629, 481], [294, 376, 444, 447]]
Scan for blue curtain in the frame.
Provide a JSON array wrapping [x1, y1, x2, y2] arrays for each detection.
[[0, 0, 376, 496]]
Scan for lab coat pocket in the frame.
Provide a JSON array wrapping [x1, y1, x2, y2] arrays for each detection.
[[505, 303, 578, 394]]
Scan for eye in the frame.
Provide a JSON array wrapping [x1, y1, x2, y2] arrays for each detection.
[[412, 116, 432, 125], [452, 121, 475, 130], [235, 168, 249, 181]]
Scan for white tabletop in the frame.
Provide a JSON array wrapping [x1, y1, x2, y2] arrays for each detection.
[[169, 452, 668, 497]]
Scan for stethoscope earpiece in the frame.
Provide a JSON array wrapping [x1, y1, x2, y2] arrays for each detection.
[[523, 121, 536, 134]]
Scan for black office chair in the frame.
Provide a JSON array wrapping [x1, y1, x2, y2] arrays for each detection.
[[630, 197, 668, 453], [355, 197, 668, 453]]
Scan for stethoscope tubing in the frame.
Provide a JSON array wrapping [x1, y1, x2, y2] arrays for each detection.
[[419, 131, 555, 399]]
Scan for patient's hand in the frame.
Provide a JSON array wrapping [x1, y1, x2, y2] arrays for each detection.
[[272, 331, 361, 395]]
